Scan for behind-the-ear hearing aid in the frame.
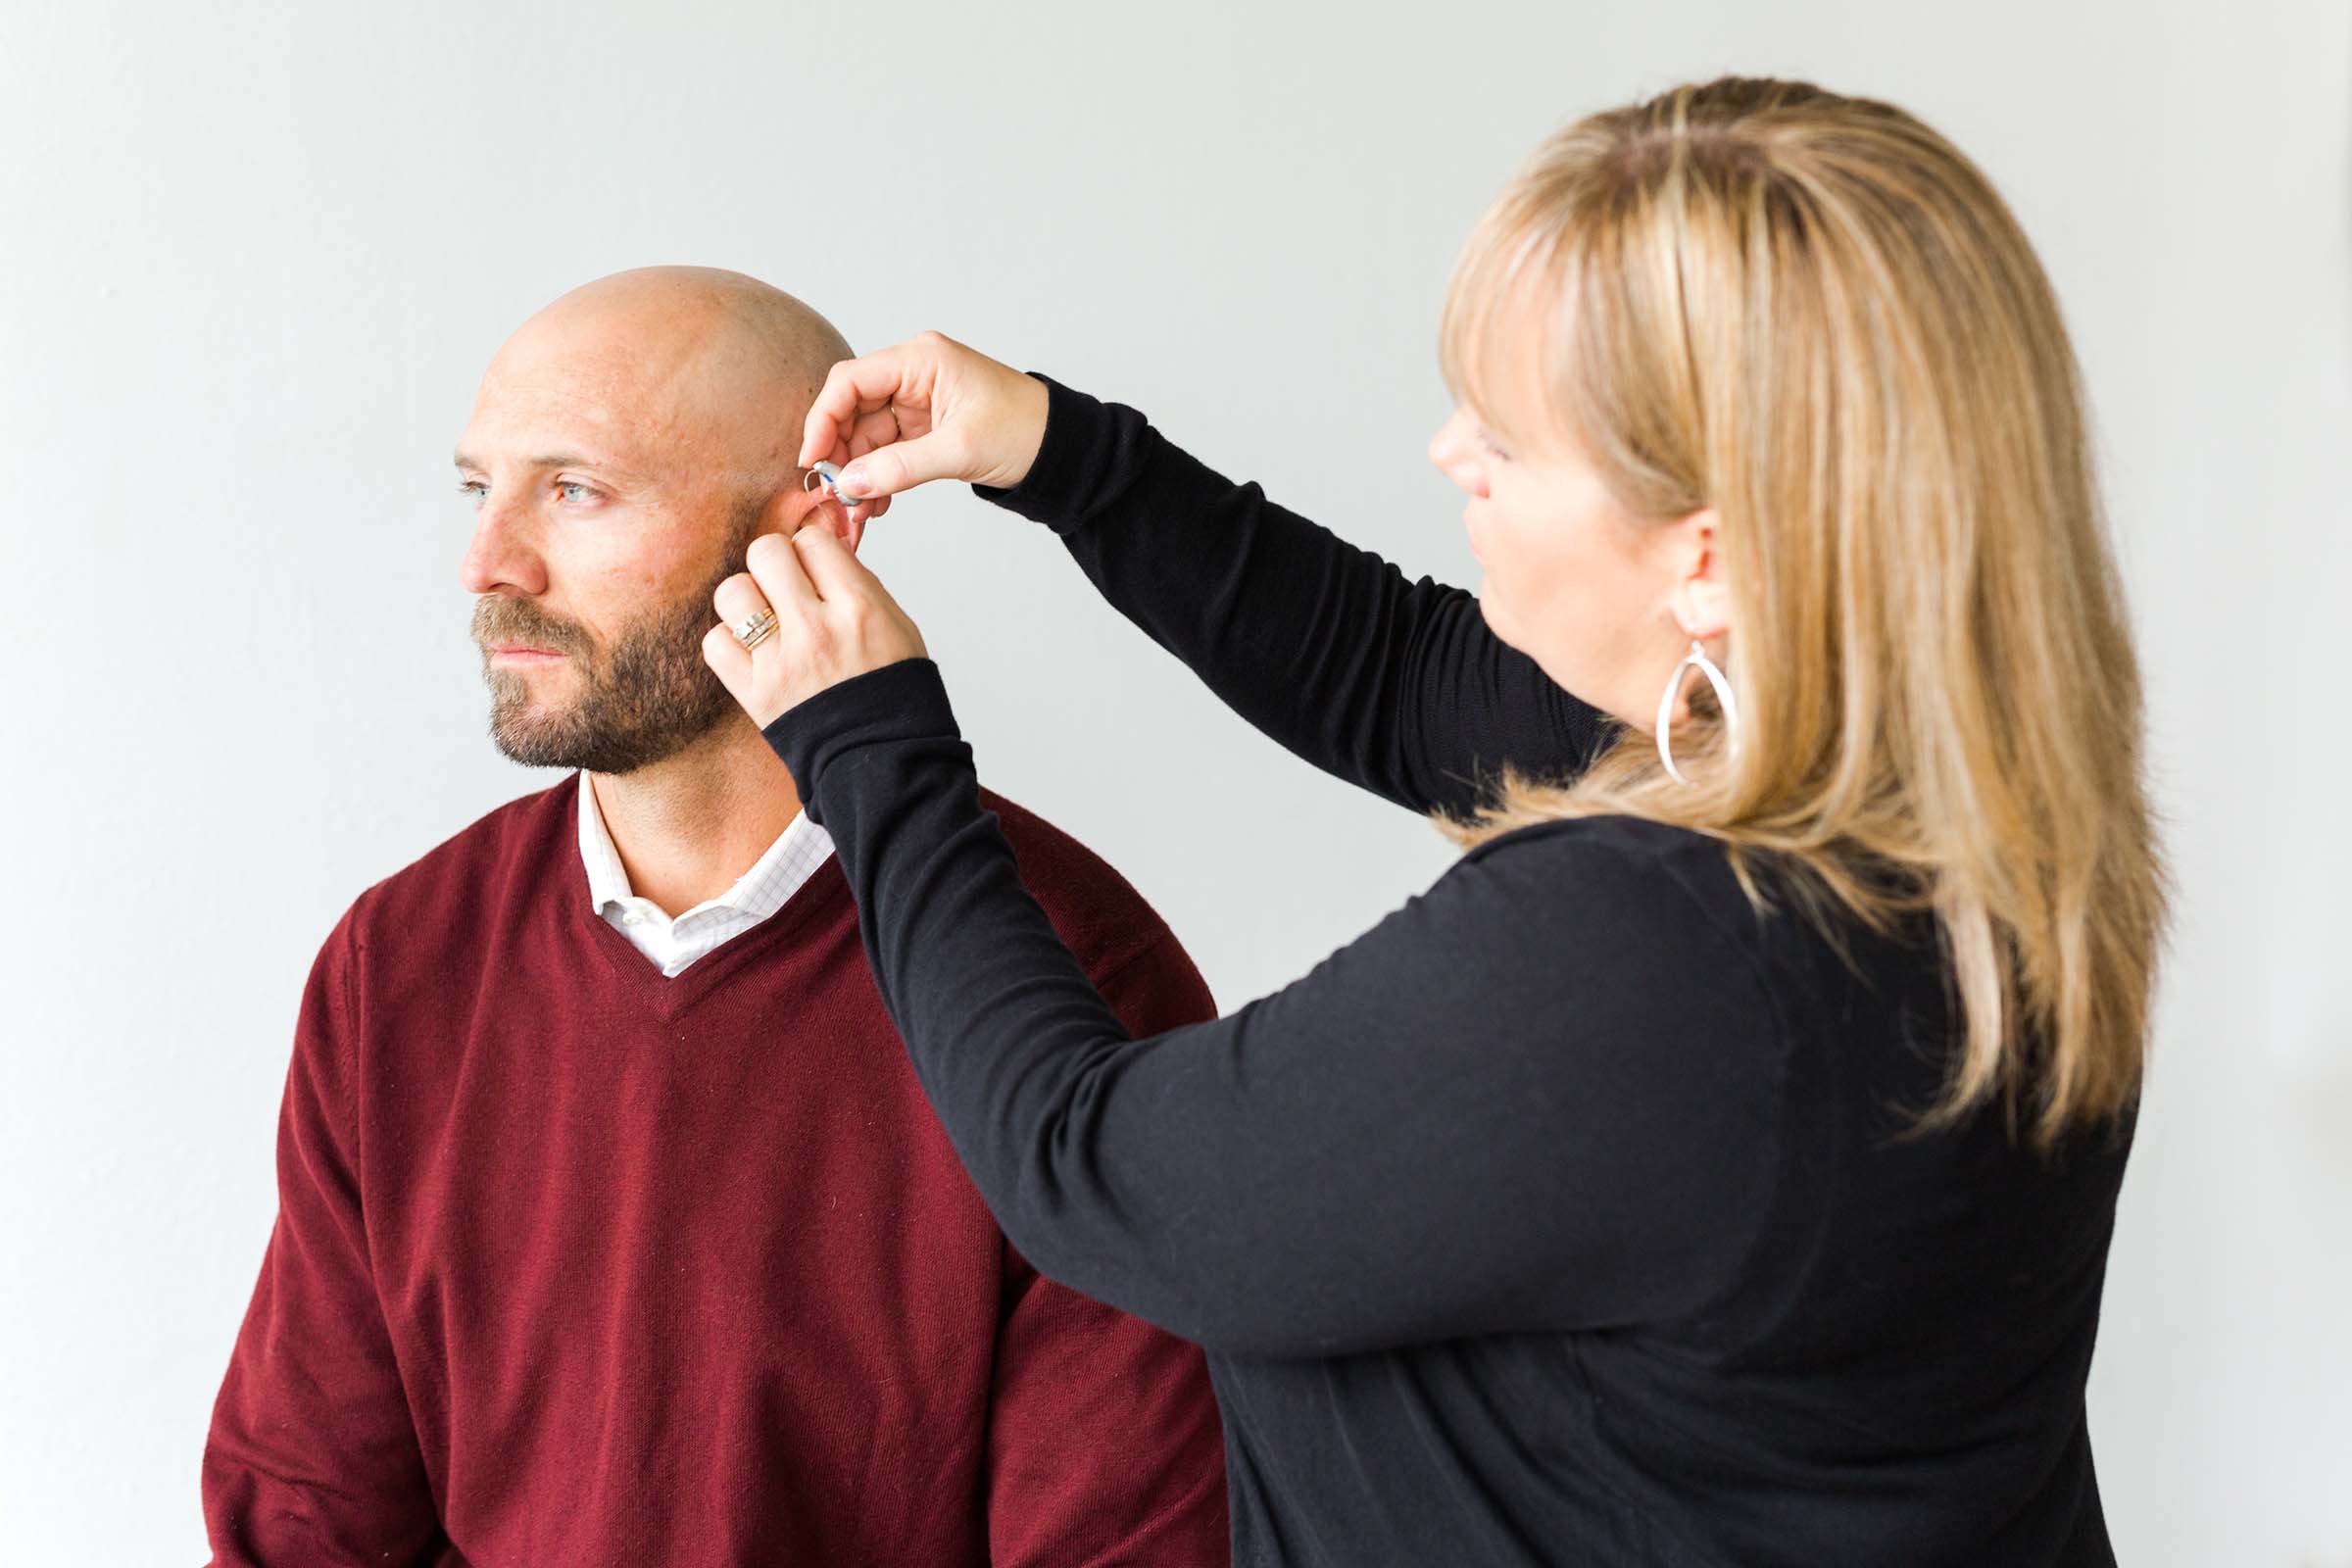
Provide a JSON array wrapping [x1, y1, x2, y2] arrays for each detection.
[[803, 461, 869, 512]]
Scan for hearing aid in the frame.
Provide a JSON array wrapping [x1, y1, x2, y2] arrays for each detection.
[[804, 461, 868, 511]]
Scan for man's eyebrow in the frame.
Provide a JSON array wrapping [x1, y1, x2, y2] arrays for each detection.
[[452, 450, 631, 475]]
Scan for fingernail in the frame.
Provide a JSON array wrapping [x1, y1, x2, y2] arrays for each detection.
[[840, 462, 871, 495]]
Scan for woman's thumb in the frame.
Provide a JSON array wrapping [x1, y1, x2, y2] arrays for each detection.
[[842, 431, 961, 501]]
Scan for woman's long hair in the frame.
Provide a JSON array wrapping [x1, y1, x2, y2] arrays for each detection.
[[1437, 77, 2169, 1148]]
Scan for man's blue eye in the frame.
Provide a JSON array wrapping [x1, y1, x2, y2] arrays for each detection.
[[459, 480, 485, 502], [557, 481, 596, 503]]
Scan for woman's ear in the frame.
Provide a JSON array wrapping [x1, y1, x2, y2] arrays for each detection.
[[1670, 507, 1731, 641]]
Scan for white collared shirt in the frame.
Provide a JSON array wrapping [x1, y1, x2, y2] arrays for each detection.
[[577, 769, 835, 978]]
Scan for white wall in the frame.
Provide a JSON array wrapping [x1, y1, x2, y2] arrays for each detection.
[[2, 2, 2343, 1561]]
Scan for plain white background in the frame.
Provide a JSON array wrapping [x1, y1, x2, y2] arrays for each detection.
[[2, 2, 2344, 1562]]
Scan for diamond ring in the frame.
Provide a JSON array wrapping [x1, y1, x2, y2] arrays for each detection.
[[731, 608, 778, 652]]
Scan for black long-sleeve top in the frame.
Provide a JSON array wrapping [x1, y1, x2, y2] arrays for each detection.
[[760, 373, 2132, 1566]]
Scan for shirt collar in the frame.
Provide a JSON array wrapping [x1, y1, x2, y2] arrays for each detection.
[[576, 768, 824, 926], [576, 770, 638, 917]]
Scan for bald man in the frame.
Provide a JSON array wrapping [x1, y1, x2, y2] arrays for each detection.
[[200, 269, 1229, 1566]]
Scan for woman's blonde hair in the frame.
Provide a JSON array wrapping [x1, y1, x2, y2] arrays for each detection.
[[1437, 76, 2168, 1148]]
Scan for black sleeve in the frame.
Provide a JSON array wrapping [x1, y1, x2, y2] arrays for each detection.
[[971, 374, 1612, 818], [763, 659, 1782, 1360]]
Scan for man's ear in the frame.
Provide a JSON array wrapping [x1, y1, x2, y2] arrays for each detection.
[[823, 494, 865, 554], [1670, 506, 1731, 641], [775, 484, 864, 553]]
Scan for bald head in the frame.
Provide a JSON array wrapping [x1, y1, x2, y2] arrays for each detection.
[[455, 269, 857, 776], [465, 266, 852, 505]]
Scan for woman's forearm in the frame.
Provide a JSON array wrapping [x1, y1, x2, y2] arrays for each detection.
[[975, 374, 1611, 817], [760, 658, 1776, 1358]]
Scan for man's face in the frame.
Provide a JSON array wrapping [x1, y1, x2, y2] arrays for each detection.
[[454, 326, 788, 774]]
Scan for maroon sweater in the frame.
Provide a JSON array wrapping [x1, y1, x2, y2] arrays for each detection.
[[202, 773, 1229, 1566]]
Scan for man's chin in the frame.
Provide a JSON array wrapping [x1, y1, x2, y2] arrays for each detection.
[[487, 688, 590, 768], [486, 700, 734, 775], [488, 722, 579, 771]]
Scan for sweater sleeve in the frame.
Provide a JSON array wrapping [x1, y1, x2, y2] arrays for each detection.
[[762, 660, 1782, 1360], [982, 936, 1230, 1567], [971, 373, 1612, 818], [202, 903, 446, 1567]]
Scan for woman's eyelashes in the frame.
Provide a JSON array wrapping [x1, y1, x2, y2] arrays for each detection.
[[1476, 427, 1512, 462]]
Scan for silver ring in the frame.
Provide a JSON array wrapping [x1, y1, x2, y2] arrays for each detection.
[[731, 608, 778, 651]]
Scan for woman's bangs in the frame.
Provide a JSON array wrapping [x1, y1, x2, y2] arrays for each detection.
[[1440, 218, 1572, 457]]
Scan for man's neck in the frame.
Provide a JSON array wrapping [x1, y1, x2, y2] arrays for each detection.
[[586, 721, 808, 919]]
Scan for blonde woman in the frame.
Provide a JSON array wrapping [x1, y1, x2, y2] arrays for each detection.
[[703, 75, 2167, 1565]]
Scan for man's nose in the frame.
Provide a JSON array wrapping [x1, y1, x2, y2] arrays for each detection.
[[459, 494, 547, 598], [1428, 412, 1489, 499]]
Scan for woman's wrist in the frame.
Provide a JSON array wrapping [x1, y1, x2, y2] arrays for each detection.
[[758, 658, 962, 827], [971, 372, 1130, 531]]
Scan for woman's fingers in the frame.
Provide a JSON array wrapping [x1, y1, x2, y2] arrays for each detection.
[[847, 404, 913, 464], [700, 524, 929, 731], [741, 530, 820, 612], [800, 345, 928, 469], [796, 330, 1049, 503], [840, 429, 964, 501], [789, 519, 878, 600], [700, 617, 754, 691], [712, 566, 781, 644]]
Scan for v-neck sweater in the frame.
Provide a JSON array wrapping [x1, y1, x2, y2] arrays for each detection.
[[203, 771, 1230, 1566]]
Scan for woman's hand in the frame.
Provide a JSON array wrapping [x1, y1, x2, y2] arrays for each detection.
[[799, 330, 1051, 527], [703, 525, 929, 731]]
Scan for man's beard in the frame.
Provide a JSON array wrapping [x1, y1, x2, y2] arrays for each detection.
[[473, 498, 767, 775]]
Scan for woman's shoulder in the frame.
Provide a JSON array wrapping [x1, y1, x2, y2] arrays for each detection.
[[1458, 808, 1723, 861], [1451, 811, 1761, 927], [1412, 813, 1790, 1027], [1439, 812, 1896, 1020], [1463, 809, 1970, 1065]]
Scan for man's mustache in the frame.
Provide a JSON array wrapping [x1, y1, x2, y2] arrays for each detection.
[[473, 600, 589, 658]]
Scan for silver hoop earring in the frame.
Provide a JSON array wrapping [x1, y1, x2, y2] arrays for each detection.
[[1655, 640, 1741, 786]]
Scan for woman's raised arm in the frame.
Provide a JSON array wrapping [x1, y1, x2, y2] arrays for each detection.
[[800, 337, 1610, 817]]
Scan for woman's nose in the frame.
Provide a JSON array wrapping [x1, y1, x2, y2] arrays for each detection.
[[1428, 413, 1489, 498]]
